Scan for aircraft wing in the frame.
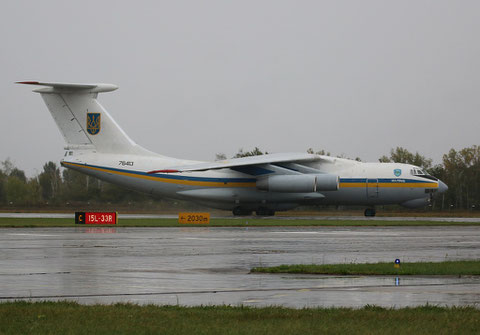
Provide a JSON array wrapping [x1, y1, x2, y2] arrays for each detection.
[[148, 153, 333, 174]]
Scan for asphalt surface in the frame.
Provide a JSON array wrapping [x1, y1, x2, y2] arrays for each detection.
[[1, 212, 480, 222], [1, 226, 479, 308]]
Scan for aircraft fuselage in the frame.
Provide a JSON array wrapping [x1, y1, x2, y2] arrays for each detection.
[[61, 152, 446, 213]]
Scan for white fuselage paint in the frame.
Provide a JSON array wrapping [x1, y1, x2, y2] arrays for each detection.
[[18, 81, 446, 213], [61, 151, 440, 211]]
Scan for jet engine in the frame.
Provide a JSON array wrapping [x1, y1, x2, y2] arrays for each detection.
[[256, 174, 338, 193]]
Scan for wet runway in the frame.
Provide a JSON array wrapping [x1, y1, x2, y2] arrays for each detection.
[[1, 212, 479, 222], [1, 226, 479, 308]]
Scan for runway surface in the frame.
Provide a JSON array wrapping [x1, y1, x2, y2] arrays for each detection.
[[1, 212, 480, 222], [1, 226, 479, 308]]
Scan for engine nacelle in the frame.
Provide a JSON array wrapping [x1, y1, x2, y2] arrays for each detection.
[[256, 174, 338, 193], [315, 174, 339, 191]]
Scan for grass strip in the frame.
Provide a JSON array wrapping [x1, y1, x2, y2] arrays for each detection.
[[251, 260, 480, 276], [0, 301, 479, 335], [0, 217, 478, 228]]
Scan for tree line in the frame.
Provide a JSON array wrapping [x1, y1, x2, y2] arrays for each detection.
[[0, 160, 154, 208], [0, 145, 478, 210]]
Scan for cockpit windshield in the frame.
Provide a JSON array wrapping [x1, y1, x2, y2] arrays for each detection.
[[412, 168, 425, 175], [410, 168, 438, 181]]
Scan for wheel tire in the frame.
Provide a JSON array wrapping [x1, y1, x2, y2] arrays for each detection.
[[233, 207, 252, 216], [256, 207, 275, 216]]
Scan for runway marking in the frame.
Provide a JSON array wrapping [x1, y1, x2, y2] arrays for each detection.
[[272, 231, 401, 236], [0, 272, 70, 276], [272, 231, 364, 235], [7, 233, 61, 237], [179, 237, 238, 241]]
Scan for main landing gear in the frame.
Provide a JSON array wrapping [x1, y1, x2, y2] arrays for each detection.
[[232, 207, 252, 216], [364, 208, 376, 217], [256, 207, 275, 216], [232, 206, 275, 216]]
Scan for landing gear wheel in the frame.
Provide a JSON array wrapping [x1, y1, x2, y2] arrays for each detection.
[[364, 208, 376, 217], [256, 207, 275, 216], [233, 207, 252, 216]]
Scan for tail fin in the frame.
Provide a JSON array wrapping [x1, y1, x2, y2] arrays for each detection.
[[17, 81, 151, 155]]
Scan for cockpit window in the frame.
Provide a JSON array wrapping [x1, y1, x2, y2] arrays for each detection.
[[411, 167, 438, 181], [411, 168, 425, 175]]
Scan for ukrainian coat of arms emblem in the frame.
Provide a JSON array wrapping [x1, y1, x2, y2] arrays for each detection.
[[394, 169, 402, 177], [87, 113, 101, 135]]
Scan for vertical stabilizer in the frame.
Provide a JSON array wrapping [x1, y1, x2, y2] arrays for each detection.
[[17, 81, 151, 155]]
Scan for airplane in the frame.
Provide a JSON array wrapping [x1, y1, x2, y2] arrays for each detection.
[[18, 81, 448, 217]]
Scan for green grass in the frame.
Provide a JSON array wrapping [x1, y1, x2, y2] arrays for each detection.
[[0, 217, 478, 228], [251, 260, 480, 276], [0, 302, 479, 334]]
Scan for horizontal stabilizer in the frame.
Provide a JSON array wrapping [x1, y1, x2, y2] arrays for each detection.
[[16, 81, 118, 93]]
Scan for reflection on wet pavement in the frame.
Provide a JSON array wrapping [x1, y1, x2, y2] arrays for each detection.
[[0, 226, 479, 308]]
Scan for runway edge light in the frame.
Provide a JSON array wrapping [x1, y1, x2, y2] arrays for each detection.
[[75, 212, 117, 225]]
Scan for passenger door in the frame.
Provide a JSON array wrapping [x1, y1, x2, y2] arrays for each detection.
[[366, 179, 379, 198]]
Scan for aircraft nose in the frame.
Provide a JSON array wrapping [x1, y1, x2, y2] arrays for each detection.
[[438, 180, 448, 193]]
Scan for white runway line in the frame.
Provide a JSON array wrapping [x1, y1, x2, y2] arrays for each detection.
[[7, 233, 61, 237]]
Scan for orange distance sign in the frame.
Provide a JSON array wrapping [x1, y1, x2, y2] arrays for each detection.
[[75, 212, 117, 225], [178, 212, 210, 224]]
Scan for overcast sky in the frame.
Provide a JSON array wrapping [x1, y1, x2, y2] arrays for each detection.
[[1, 1, 479, 176]]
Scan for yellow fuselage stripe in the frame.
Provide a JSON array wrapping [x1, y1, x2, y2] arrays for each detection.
[[340, 182, 438, 188], [63, 162, 256, 188], [64, 162, 438, 189]]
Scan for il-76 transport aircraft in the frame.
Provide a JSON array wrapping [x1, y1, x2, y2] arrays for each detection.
[[18, 81, 448, 216]]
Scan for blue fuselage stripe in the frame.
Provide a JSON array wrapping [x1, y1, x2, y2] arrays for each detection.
[[340, 178, 432, 184], [67, 162, 256, 183], [65, 162, 434, 186]]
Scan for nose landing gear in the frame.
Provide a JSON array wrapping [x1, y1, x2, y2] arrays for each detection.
[[364, 208, 376, 217]]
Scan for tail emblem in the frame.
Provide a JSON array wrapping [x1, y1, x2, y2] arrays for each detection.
[[87, 113, 101, 135]]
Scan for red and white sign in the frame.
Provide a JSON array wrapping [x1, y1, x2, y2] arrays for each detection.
[[75, 212, 117, 225]]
